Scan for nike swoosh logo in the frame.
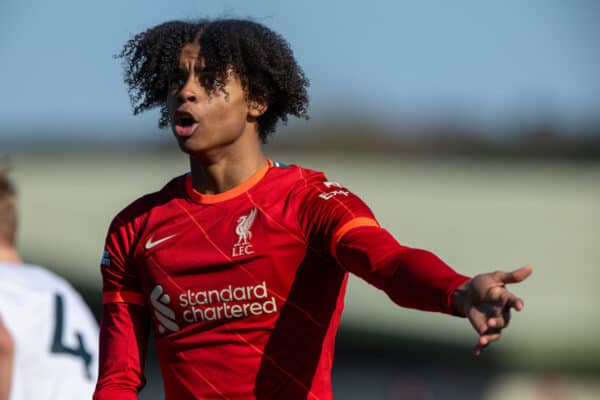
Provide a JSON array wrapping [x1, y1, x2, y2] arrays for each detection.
[[145, 234, 177, 250]]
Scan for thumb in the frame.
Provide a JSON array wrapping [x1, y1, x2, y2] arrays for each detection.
[[494, 265, 533, 285]]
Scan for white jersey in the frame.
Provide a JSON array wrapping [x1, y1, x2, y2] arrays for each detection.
[[0, 262, 99, 400]]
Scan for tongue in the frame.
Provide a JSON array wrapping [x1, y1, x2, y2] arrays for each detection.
[[175, 123, 197, 137]]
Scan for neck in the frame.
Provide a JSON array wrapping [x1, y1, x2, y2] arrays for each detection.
[[188, 132, 268, 194], [0, 245, 21, 264]]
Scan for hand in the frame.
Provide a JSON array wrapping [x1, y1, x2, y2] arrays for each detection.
[[452, 265, 533, 355]]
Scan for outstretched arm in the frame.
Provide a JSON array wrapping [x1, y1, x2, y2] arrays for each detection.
[[335, 226, 470, 314], [451, 265, 533, 355], [335, 226, 531, 354], [294, 171, 531, 354]]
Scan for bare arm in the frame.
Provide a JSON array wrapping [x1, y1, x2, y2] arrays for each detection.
[[0, 318, 14, 400]]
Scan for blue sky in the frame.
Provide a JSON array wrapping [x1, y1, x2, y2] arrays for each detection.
[[0, 0, 599, 140]]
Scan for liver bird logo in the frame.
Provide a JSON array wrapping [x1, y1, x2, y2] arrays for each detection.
[[235, 208, 257, 246]]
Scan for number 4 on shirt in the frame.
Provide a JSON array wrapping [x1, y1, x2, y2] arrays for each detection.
[[51, 293, 93, 380]]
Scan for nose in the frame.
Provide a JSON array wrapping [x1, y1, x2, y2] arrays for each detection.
[[177, 80, 199, 103], [177, 89, 197, 103]]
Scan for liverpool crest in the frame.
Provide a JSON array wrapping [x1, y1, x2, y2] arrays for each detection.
[[232, 208, 257, 257]]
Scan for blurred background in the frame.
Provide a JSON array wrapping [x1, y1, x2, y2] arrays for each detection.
[[1, 0, 599, 399]]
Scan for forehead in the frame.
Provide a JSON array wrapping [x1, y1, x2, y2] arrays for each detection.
[[178, 43, 202, 67]]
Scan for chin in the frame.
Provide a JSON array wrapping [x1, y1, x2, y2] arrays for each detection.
[[176, 137, 211, 157], [177, 141, 200, 155]]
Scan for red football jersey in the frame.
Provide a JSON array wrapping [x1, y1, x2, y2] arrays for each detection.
[[94, 161, 469, 400]]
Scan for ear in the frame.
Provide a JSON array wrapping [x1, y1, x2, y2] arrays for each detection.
[[248, 97, 268, 118]]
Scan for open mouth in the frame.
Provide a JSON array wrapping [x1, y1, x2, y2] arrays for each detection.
[[173, 111, 198, 137]]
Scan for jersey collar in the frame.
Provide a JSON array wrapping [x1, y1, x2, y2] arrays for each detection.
[[185, 160, 272, 204]]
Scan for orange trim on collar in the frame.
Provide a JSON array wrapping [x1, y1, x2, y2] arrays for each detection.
[[185, 160, 272, 204]]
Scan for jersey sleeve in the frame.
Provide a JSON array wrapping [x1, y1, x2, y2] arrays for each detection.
[[101, 213, 145, 306], [293, 169, 380, 257], [293, 169, 469, 315], [336, 226, 470, 314], [94, 209, 150, 400]]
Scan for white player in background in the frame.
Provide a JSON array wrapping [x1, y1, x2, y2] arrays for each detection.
[[0, 166, 99, 399]]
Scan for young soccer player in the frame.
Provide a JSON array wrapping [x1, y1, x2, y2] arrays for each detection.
[[94, 19, 532, 399], [0, 167, 99, 399]]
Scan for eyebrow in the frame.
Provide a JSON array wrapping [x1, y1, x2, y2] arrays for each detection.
[[175, 61, 206, 74]]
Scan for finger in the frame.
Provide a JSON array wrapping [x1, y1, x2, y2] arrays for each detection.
[[473, 332, 502, 355], [469, 308, 493, 335], [473, 338, 490, 356], [488, 292, 519, 327], [488, 306, 512, 328], [509, 296, 525, 311], [487, 316, 506, 329], [481, 332, 502, 345], [473, 343, 485, 356], [494, 265, 533, 285], [500, 289, 525, 311]]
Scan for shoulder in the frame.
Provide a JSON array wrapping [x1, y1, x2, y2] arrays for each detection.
[[0, 264, 84, 314], [110, 174, 186, 228], [0, 263, 73, 293], [263, 161, 351, 206], [266, 161, 329, 189]]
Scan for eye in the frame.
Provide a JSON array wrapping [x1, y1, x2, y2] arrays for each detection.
[[197, 74, 212, 85], [196, 68, 222, 87], [169, 74, 187, 90]]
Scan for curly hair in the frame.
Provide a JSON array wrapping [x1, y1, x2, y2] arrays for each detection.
[[117, 18, 310, 142]]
